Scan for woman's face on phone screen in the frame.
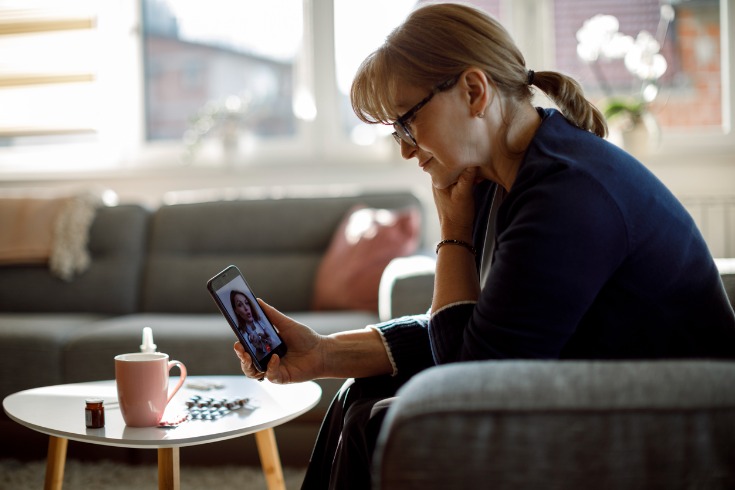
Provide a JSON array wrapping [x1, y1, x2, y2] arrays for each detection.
[[234, 293, 254, 322]]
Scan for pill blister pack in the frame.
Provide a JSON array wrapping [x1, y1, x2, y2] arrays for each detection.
[[184, 395, 256, 421], [157, 393, 260, 427]]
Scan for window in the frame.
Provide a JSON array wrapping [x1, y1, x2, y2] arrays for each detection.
[[333, 0, 416, 146], [0, 0, 732, 174], [142, 0, 302, 142]]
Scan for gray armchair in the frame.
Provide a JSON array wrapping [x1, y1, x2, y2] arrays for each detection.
[[374, 360, 735, 489], [373, 258, 735, 489]]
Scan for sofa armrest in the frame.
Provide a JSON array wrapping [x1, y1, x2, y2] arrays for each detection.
[[378, 255, 435, 322], [374, 360, 735, 489], [715, 258, 735, 307]]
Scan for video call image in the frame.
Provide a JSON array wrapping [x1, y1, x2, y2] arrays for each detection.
[[217, 275, 282, 361]]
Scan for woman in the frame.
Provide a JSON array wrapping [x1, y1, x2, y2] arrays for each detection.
[[230, 290, 273, 359], [234, 4, 735, 489]]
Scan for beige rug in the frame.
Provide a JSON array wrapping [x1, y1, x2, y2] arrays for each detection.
[[0, 459, 306, 489]]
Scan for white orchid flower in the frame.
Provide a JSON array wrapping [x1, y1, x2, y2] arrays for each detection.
[[576, 14, 621, 62], [602, 32, 634, 60], [624, 30, 668, 81]]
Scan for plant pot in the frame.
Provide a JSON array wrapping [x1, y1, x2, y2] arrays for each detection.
[[608, 111, 661, 159]]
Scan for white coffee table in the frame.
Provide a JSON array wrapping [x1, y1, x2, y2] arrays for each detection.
[[3, 375, 321, 490]]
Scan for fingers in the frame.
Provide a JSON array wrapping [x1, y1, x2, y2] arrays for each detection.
[[257, 299, 280, 334], [233, 341, 263, 379], [257, 298, 285, 330], [233, 340, 245, 360], [235, 302, 294, 385], [444, 167, 478, 198], [233, 341, 284, 383], [265, 354, 283, 384], [432, 167, 477, 204], [458, 167, 479, 187], [433, 167, 479, 238]]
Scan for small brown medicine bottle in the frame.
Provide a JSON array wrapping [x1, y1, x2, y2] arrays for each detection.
[[85, 399, 105, 428]]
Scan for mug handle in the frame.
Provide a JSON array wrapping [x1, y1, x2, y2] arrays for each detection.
[[166, 360, 188, 405]]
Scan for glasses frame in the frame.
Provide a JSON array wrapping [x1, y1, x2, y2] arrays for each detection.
[[392, 76, 459, 147]]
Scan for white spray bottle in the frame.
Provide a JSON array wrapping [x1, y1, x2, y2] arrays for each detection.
[[140, 327, 157, 354]]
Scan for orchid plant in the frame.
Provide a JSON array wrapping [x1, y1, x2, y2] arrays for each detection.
[[182, 92, 258, 165], [576, 6, 674, 128]]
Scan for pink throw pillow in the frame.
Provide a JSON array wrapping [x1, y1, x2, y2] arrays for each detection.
[[312, 205, 421, 312]]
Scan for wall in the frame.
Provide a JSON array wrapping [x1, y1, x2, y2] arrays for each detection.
[[645, 152, 735, 258]]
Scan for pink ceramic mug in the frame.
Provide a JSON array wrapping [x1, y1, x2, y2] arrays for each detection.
[[114, 352, 187, 427]]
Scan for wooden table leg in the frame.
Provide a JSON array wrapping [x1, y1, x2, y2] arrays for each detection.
[[44, 436, 68, 490], [254, 428, 285, 490], [157, 447, 181, 490]]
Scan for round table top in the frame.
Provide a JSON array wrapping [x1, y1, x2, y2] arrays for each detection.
[[3, 376, 321, 449]]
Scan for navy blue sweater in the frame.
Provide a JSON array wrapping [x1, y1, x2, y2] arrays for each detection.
[[375, 109, 735, 378]]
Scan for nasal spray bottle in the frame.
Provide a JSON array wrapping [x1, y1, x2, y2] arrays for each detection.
[[140, 327, 157, 354]]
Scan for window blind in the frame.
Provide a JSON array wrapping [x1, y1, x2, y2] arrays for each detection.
[[0, 2, 97, 141]]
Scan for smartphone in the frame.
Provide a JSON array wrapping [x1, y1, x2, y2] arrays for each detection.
[[206, 265, 287, 372]]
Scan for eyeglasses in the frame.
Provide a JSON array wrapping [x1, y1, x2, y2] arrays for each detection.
[[392, 76, 459, 147]]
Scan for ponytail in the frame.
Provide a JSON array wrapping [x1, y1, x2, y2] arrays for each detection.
[[531, 71, 608, 138]]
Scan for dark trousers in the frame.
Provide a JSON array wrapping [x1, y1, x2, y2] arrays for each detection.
[[301, 375, 404, 490]]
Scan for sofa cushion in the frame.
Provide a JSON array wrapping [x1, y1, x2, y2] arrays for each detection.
[[0, 204, 150, 314], [141, 192, 423, 314], [312, 205, 421, 313]]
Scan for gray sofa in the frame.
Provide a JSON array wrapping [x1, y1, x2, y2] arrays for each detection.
[[3, 187, 734, 486], [0, 189, 432, 466]]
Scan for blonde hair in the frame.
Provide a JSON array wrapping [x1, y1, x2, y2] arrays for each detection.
[[351, 3, 607, 138]]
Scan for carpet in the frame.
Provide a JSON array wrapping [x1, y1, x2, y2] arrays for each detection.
[[0, 459, 306, 489]]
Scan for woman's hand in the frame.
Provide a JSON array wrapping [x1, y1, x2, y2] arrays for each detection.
[[432, 167, 478, 241], [430, 167, 482, 312], [234, 299, 325, 384]]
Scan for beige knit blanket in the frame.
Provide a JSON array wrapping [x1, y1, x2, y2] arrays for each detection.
[[0, 192, 103, 281]]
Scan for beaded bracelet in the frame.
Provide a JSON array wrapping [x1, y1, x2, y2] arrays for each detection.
[[435, 239, 477, 256]]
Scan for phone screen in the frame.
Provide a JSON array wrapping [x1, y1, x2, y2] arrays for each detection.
[[207, 266, 285, 371]]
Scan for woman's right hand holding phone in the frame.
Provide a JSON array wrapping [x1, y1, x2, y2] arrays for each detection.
[[234, 299, 325, 384], [234, 299, 395, 384]]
